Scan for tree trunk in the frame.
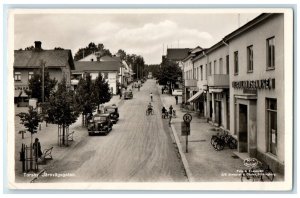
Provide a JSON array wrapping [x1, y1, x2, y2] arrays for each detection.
[[62, 124, 65, 145], [30, 133, 33, 170], [82, 113, 84, 127]]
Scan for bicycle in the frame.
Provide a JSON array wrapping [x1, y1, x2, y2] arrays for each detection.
[[146, 108, 154, 116], [211, 130, 237, 151]]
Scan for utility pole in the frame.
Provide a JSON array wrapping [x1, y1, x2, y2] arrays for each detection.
[[41, 60, 45, 104]]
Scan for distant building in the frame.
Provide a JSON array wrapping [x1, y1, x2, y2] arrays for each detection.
[[78, 52, 132, 87], [72, 61, 122, 95], [14, 41, 74, 106], [164, 48, 191, 69]]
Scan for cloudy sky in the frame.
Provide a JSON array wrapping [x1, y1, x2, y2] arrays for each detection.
[[14, 11, 260, 64]]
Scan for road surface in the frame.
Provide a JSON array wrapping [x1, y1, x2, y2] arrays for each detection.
[[37, 79, 187, 182]]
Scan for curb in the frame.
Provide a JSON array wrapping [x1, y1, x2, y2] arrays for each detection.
[[158, 85, 194, 182]]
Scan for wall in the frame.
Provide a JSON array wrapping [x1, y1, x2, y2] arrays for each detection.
[[229, 14, 284, 171]]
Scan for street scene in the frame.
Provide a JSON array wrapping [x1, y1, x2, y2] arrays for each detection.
[[10, 9, 292, 189]]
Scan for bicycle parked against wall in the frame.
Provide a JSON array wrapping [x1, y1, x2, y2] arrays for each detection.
[[211, 130, 237, 151]]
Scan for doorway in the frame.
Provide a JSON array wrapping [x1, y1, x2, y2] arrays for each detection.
[[215, 101, 222, 126], [239, 104, 248, 152]]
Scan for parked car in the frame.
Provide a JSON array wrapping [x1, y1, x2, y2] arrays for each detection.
[[104, 105, 119, 124], [124, 90, 133, 100], [172, 89, 183, 96], [88, 114, 113, 135]]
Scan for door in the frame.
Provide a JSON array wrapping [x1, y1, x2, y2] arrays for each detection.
[[215, 101, 222, 126], [239, 104, 248, 152]]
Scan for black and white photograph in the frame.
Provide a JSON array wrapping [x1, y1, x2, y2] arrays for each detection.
[[6, 7, 293, 191]]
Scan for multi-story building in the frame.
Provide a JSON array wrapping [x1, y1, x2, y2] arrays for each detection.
[[224, 13, 284, 174], [13, 41, 75, 106]]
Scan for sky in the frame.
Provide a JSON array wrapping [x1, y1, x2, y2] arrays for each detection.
[[14, 11, 261, 64]]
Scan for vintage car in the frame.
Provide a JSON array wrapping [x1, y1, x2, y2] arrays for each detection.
[[104, 105, 119, 124], [87, 114, 113, 135], [124, 90, 133, 100]]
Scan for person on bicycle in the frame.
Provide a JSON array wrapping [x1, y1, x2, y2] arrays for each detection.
[[147, 102, 153, 112], [150, 92, 153, 101]]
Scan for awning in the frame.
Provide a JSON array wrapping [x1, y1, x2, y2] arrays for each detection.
[[187, 90, 203, 103], [14, 90, 28, 97]]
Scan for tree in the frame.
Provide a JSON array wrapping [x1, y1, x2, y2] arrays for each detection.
[[74, 42, 112, 61], [158, 59, 182, 93], [16, 106, 42, 169], [94, 73, 112, 111], [125, 54, 145, 80], [25, 65, 57, 103], [116, 49, 126, 61], [47, 78, 80, 146], [74, 74, 97, 126]]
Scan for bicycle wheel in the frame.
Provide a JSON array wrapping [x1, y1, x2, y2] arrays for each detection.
[[211, 136, 217, 145], [264, 168, 275, 181], [229, 138, 238, 149]]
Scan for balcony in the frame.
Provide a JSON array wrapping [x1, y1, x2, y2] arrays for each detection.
[[185, 79, 197, 87], [207, 74, 229, 87]]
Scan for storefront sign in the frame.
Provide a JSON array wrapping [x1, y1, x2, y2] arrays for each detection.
[[232, 78, 275, 90], [243, 158, 259, 168]]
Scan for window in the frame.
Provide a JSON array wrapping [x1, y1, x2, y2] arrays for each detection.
[[214, 60, 217, 74], [266, 37, 275, 69], [266, 98, 277, 156], [226, 55, 229, 74], [14, 72, 21, 81], [219, 58, 223, 74], [205, 64, 207, 79], [247, 45, 254, 72], [28, 72, 34, 80], [234, 51, 239, 75], [208, 62, 212, 76], [200, 65, 203, 80], [196, 67, 199, 80]]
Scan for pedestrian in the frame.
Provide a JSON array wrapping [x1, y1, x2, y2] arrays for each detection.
[[119, 91, 122, 99], [169, 105, 173, 115], [138, 85, 140, 91], [150, 92, 153, 101], [175, 95, 178, 105], [33, 138, 42, 159], [161, 87, 164, 94], [162, 107, 167, 118]]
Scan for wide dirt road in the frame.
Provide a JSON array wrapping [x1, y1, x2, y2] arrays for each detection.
[[38, 79, 187, 182]]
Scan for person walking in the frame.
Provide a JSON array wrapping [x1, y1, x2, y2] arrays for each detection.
[[150, 92, 153, 102], [162, 106, 167, 118], [175, 95, 178, 105], [33, 138, 42, 159], [161, 87, 164, 94]]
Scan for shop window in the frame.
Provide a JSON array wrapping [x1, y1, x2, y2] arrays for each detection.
[[247, 45, 253, 72], [14, 72, 21, 81], [234, 51, 239, 75], [266, 98, 277, 156], [266, 37, 275, 69], [28, 71, 34, 80]]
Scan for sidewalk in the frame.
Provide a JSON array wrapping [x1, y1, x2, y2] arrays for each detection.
[[14, 95, 122, 183], [158, 85, 283, 182]]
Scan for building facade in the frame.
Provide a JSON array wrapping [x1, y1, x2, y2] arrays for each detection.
[[72, 61, 122, 95], [225, 13, 284, 173], [14, 41, 74, 106]]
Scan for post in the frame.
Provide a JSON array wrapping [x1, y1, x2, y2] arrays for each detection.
[[186, 134, 188, 153], [42, 61, 45, 104]]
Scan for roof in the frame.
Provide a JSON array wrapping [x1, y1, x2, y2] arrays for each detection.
[[223, 13, 276, 42], [14, 49, 75, 70], [73, 61, 121, 72], [100, 55, 122, 62], [166, 48, 190, 61]]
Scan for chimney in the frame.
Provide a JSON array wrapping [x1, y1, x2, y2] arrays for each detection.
[[34, 41, 42, 50]]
